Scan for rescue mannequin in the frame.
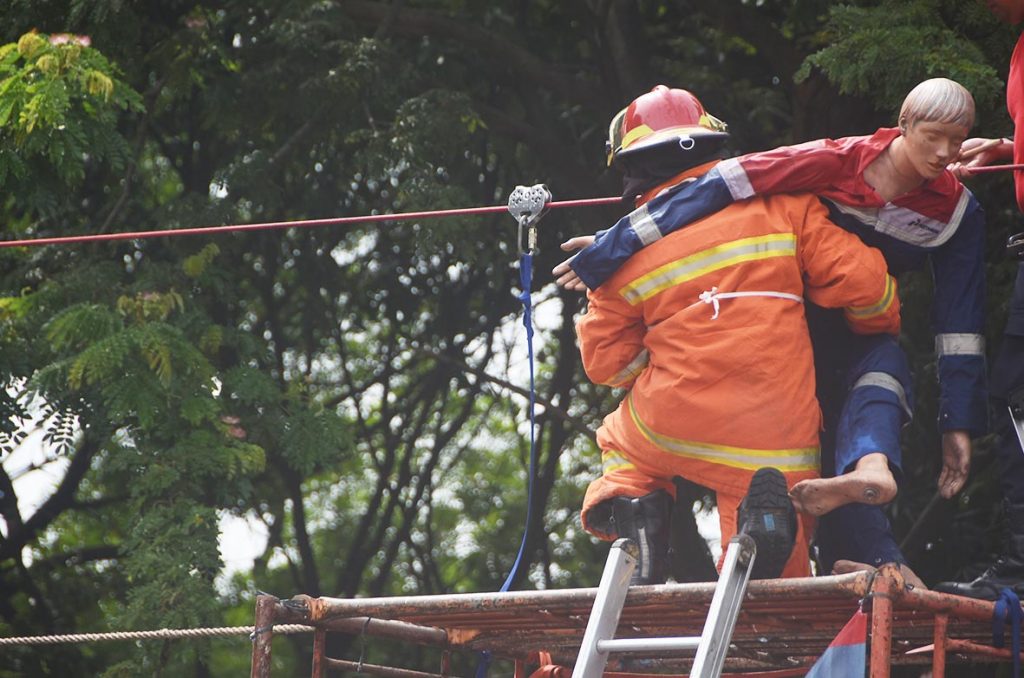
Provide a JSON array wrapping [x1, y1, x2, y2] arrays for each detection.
[[560, 79, 985, 587], [578, 85, 901, 584], [935, 0, 1024, 600]]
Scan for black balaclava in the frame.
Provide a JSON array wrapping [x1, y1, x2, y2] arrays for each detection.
[[617, 136, 729, 204]]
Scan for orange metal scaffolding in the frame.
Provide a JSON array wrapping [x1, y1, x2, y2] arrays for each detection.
[[250, 564, 1022, 677]]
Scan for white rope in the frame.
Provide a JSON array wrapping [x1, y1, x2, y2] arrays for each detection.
[[693, 286, 803, 319], [0, 624, 314, 646]]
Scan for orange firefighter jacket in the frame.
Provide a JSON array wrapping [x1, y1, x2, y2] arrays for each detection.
[[577, 165, 901, 497]]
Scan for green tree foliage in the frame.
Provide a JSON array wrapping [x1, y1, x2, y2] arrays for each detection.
[[796, 1, 1003, 113], [0, 1, 1019, 676], [0, 30, 142, 218]]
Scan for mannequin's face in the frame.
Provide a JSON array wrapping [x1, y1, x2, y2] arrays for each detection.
[[901, 120, 969, 180]]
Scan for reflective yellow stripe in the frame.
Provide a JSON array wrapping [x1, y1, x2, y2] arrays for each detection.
[[699, 113, 728, 133], [619, 233, 797, 305], [603, 349, 649, 388], [846, 274, 896, 319], [626, 393, 818, 472], [602, 450, 636, 475], [621, 124, 655, 150]]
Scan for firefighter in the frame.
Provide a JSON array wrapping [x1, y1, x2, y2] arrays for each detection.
[[578, 86, 901, 584], [560, 79, 983, 587]]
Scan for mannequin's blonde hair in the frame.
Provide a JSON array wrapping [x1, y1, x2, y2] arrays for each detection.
[[899, 78, 975, 130]]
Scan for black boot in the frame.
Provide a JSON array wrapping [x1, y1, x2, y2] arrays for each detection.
[[935, 500, 1024, 600], [607, 490, 673, 585], [737, 467, 798, 580]]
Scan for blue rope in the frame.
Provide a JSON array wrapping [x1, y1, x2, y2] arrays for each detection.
[[993, 587, 1022, 678], [476, 252, 539, 678]]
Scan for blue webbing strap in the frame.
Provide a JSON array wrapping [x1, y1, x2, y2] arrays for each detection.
[[502, 252, 538, 592], [476, 252, 539, 678], [993, 587, 1022, 678]]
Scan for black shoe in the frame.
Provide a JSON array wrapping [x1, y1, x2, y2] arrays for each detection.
[[737, 468, 797, 580], [935, 500, 1024, 600], [608, 490, 673, 585], [934, 560, 1024, 600]]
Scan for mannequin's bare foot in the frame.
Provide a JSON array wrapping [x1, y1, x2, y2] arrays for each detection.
[[832, 559, 926, 590], [789, 453, 896, 516]]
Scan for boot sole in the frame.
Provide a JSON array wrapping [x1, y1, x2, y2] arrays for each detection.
[[738, 468, 797, 580]]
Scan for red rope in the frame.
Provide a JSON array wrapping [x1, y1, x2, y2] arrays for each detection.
[[964, 163, 1024, 174], [6, 163, 1023, 250], [0, 197, 622, 249]]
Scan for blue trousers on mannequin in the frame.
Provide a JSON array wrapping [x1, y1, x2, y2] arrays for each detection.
[[804, 305, 912, 572]]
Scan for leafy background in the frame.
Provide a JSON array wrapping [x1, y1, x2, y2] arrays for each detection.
[[0, 1, 1018, 676]]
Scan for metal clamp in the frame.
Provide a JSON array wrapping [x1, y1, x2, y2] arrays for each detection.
[[1008, 232, 1024, 260], [508, 184, 552, 254]]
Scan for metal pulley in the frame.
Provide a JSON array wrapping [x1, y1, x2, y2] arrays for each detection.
[[508, 184, 552, 255]]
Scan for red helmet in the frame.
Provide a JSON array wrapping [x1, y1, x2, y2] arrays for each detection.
[[607, 85, 728, 167]]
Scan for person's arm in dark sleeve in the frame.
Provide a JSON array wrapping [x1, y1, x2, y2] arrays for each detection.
[[930, 197, 988, 436]]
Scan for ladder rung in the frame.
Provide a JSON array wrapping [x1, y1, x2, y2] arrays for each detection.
[[572, 534, 757, 678], [597, 636, 701, 653]]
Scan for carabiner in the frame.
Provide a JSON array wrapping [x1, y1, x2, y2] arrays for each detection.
[[1008, 231, 1024, 260]]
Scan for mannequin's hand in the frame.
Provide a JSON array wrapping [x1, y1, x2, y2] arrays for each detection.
[[938, 430, 971, 498], [552, 236, 596, 291]]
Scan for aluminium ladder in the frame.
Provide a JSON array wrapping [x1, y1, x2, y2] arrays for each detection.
[[571, 533, 757, 678]]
